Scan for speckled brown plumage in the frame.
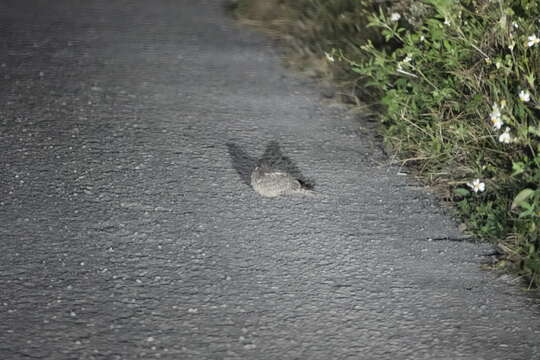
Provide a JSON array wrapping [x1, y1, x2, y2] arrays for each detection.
[[250, 163, 317, 198]]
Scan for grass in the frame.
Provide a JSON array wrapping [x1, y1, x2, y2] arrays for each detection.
[[232, 0, 540, 289]]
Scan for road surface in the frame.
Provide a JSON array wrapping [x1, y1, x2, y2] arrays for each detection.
[[0, 1, 539, 359]]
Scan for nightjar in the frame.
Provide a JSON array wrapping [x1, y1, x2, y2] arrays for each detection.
[[250, 163, 317, 198]]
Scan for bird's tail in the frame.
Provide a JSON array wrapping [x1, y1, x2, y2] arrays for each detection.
[[295, 188, 323, 197]]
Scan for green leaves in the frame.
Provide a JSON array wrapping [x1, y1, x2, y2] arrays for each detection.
[[528, 125, 540, 137], [511, 188, 535, 211], [512, 161, 526, 176], [454, 187, 471, 197]]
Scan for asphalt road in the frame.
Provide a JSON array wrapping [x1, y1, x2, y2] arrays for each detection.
[[0, 1, 539, 359]]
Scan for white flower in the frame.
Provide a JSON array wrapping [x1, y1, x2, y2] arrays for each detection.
[[508, 40, 515, 51], [527, 34, 540, 47], [444, 17, 451, 25], [498, 127, 513, 143], [396, 55, 413, 74], [467, 179, 485, 193], [489, 103, 503, 130], [491, 117, 503, 130], [390, 13, 401, 22], [325, 52, 335, 63], [519, 89, 530, 102], [512, 21, 519, 29], [396, 56, 419, 77]]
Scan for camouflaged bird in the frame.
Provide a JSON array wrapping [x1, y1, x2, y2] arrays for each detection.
[[250, 163, 318, 198]]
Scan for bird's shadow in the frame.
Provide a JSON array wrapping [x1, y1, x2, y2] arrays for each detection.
[[226, 142, 258, 186], [226, 140, 315, 189]]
